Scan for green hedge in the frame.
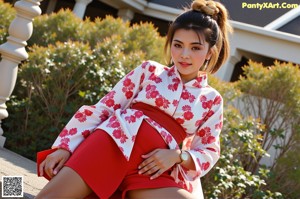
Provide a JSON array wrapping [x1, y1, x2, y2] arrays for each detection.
[[0, 0, 15, 44]]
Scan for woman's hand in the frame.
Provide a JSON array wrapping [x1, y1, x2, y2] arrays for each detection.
[[39, 149, 71, 179], [138, 149, 181, 180]]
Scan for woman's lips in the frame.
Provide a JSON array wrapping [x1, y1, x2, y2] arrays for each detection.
[[179, 62, 192, 67]]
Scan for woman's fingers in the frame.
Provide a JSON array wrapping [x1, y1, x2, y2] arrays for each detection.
[[39, 149, 71, 179], [138, 161, 156, 174], [39, 160, 46, 177], [53, 158, 66, 175]]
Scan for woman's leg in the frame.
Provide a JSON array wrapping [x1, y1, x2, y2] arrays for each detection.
[[35, 166, 92, 199], [127, 187, 196, 199]]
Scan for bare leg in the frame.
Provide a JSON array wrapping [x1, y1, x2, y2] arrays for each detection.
[[35, 167, 92, 199], [127, 187, 197, 199]]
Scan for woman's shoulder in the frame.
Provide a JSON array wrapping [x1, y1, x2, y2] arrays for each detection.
[[139, 60, 169, 72]]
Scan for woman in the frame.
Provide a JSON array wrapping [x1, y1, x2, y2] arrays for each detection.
[[36, 0, 232, 198]]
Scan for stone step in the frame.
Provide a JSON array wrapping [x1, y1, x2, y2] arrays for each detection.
[[0, 147, 48, 199]]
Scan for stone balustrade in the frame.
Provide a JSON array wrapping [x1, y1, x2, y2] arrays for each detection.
[[0, 0, 43, 147]]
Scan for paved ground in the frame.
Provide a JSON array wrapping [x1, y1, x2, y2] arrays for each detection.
[[0, 147, 48, 199]]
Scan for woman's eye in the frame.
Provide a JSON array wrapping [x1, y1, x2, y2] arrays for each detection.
[[192, 47, 201, 51], [174, 43, 181, 48]]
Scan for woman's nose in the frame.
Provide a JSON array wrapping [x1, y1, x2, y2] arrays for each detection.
[[181, 48, 190, 58]]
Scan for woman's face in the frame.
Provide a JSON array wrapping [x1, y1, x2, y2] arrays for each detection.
[[171, 29, 211, 83]]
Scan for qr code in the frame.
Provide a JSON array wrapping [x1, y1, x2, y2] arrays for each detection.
[[1, 176, 23, 198]]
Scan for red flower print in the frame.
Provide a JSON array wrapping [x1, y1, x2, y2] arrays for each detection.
[[149, 73, 162, 83], [206, 147, 217, 152], [100, 110, 110, 121], [176, 118, 184, 124], [201, 162, 210, 171], [195, 119, 204, 127], [69, 128, 77, 135], [113, 104, 121, 110], [132, 135, 136, 142], [192, 81, 201, 88], [188, 94, 196, 103], [181, 91, 189, 100], [168, 84, 176, 91], [202, 100, 213, 109], [109, 115, 117, 123], [172, 100, 179, 107], [82, 130, 91, 138], [59, 128, 68, 137], [167, 67, 175, 76], [161, 131, 167, 138], [182, 105, 191, 111], [197, 129, 206, 137], [140, 73, 145, 83], [112, 129, 122, 139], [162, 98, 170, 109], [146, 84, 156, 92], [84, 109, 92, 116], [195, 148, 205, 154], [213, 95, 222, 105], [105, 98, 115, 107], [120, 133, 128, 143], [134, 111, 143, 118], [123, 78, 132, 86], [166, 134, 173, 144], [155, 96, 164, 107], [125, 91, 133, 99], [75, 111, 86, 122], [59, 142, 70, 151], [206, 110, 214, 118], [200, 95, 207, 102], [111, 121, 120, 128], [61, 137, 70, 144], [215, 121, 223, 130], [207, 135, 216, 144], [150, 90, 159, 98], [125, 115, 136, 123], [113, 129, 128, 143], [149, 65, 156, 72], [197, 127, 211, 137], [183, 111, 194, 120], [141, 61, 148, 69]]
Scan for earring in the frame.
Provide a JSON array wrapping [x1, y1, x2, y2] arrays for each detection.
[[200, 59, 209, 71]]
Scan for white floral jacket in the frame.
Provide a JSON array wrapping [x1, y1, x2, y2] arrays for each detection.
[[52, 60, 223, 198]]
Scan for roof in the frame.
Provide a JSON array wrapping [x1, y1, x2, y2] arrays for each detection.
[[144, 0, 300, 36]]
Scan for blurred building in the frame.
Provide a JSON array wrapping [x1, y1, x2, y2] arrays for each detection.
[[4, 0, 300, 82]]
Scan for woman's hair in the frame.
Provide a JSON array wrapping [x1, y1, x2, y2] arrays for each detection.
[[164, 0, 232, 74]]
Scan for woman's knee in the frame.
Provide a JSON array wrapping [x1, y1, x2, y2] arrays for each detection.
[[35, 167, 92, 199]]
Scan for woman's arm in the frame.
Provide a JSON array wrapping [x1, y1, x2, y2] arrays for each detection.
[[181, 94, 223, 179], [51, 61, 151, 153]]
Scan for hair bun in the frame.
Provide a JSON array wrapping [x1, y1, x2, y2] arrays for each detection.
[[192, 0, 219, 19]]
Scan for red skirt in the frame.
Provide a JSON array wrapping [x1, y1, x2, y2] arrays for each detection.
[[65, 120, 182, 199]]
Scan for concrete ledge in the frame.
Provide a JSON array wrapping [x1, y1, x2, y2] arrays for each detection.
[[0, 147, 48, 198]]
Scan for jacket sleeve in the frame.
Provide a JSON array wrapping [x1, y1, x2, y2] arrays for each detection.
[[52, 61, 150, 153], [179, 94, 223, 181]]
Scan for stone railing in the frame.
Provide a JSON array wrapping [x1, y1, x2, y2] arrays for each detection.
[[0, 0, 43, 147]]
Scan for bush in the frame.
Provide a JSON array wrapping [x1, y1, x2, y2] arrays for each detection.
[[203, 77, 283, 199], [28, 11, 165, 62], [0, 0, 16, 44], [235, 61, 300, 198]]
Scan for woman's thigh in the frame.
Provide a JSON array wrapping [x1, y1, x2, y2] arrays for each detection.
[[35, 166, 92, 199], [127, 187, 196, 199]]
